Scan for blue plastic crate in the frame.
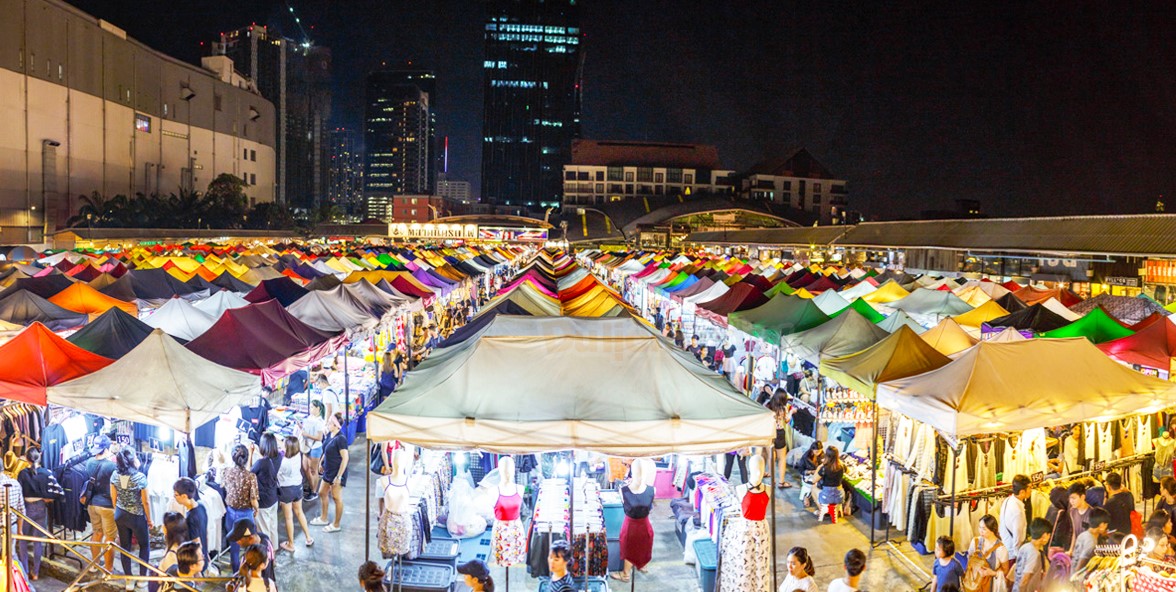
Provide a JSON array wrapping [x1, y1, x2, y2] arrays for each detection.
[[417, 537, 461, 568], [693, 538, 717, 592], [537, 576, 608, 591], [384, 560, 454, 592]]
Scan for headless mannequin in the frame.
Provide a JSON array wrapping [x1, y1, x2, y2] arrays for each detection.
[[381, 448, 412, 516], [615, 459, 655, 581], [498, 456, 518, 496], [737, 456, 767, 499]]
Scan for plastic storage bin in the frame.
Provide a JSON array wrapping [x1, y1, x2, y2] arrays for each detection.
[[383, 560, 455, 592], [416, 537, 461, 569], [538, 576, 609, 591], [693, 538, 717, 592]]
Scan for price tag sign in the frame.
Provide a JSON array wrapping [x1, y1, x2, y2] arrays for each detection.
[[1030, 472, 1044, 483], [149, 438, 163, 452], [1094, 461, 1108, 471], [115, 434, 132, 446]]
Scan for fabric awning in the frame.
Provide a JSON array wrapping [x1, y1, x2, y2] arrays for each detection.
[[877, 338, 1176, 438], [367, 316, 774, 455], [821, 326, 952, 395]]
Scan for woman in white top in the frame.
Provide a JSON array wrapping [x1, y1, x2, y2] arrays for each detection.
[[300, 400, 327, 496], [278, 436, 313, 551], [967, 514, 1011, 592], [778, 546, 818, 592]]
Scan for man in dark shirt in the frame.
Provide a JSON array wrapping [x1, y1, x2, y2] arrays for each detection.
[[173, 478, 209, 567], [83, 436, 118, 572], [310, 413, 349, 532], [1103, 472, 1135, 536], [226, 519, 275, 583]]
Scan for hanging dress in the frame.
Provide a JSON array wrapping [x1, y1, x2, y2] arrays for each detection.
[[378, 482, 414, 558]]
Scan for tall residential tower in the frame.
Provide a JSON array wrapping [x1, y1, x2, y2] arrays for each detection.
[[363, 69, 436, 219], [481, 0, 583, 207]]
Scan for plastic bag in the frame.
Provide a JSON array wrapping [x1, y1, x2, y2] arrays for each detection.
[[446, 473, 489, 539]]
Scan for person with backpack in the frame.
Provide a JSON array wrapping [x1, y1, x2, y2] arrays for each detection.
[[83, 435, 118, 573], [933, 536, 966, 592], [963, 514, 1010, 592], [16, 448, 62, 580]]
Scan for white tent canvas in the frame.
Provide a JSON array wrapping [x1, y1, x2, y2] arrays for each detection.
[[287, 290, 377, 333], [143, 297, 216, 341], [877, 310, 927, 334], [811, 290, 851, 316], [1041, 297, 1083, 321], [367, 316, 773, 455], [683, 281, 729, 305], [839, 281, 878, 301], [50, 330, 261, 433], [193, 290, 250, 320], [877, 338, 1176, 438]]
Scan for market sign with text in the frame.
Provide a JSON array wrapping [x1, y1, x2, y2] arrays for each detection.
[[478, 226, 549, 242], [387, 223, 479, 240]]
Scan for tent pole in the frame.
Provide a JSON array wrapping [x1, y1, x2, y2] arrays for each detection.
[[870, 398, 878, 546], [343, 346, 351, 431], [365, 443, 371, 562], [3, 483, 11, 592], [569, 462, 577, 591], [769, 447, 779, 592], [949, 441, 957, 539]]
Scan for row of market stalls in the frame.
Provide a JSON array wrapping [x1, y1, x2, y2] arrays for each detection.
[[364, 250, 786, 590], [584, 249, 1176, 588]]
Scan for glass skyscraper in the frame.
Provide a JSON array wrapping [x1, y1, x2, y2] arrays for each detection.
[[481, 0, 583, 207]]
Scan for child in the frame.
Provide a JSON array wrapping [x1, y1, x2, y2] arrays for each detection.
[[932, 536, 965, 592], [1012, 518, 1052, 592], [1072, 508, 1109, 571]]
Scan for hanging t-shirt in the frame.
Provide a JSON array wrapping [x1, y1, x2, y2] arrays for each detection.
[[240, 399, 272, 444]]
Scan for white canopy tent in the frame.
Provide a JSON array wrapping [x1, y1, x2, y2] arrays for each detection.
[[366, 316, 774, 455], [876, 338, 1176, 439], [287, 290, 378, 334], [49, 329, 262, 433], [143, 297, 216, 341], [192, 290, 250, 319]]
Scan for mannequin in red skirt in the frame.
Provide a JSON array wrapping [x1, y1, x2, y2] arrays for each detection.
[[612, 458, 656, 583]]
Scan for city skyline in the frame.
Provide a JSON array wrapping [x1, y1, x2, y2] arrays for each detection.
[[60, 0, 1176, 219]]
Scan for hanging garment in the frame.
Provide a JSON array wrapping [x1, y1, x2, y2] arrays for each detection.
[[619, 486, 656, 569], [718, 517, 771, 592], [491, 518, 526, 566], [973, 440, 998, 490], [378, 509, 414, 558], [946, 444, 971, 492], [1096, 422, 1114, 462]]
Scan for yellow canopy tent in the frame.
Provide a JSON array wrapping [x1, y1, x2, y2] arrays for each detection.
[[862, 280, 910, 304], [919, 318, 980, 356]]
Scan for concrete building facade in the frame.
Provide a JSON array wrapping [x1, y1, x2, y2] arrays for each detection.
[[0, 0, 277, 244], [562, 140, 735, 206], [326, 127, 363, 219], [741, 148, 847, 225]]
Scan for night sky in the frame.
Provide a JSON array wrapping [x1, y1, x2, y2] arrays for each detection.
[[67, 0, 1176, 219]]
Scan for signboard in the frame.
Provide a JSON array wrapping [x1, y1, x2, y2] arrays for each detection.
[[1146, 260, 1176, 284], [478, 226, 548, 243], [387, 223, 479, 240], [1105, 276, 1141, 288]]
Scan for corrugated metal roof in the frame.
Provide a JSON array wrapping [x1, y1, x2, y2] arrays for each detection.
[[686, 226, 851, 246], [837, 215, 1176, 256], [686, 214, 1176, 257]]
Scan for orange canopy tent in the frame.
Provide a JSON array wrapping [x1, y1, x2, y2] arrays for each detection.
[[48, 283, 137, 317], [0, 323, 114, 405]]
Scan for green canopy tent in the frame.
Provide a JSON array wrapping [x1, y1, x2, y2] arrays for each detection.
[[832, 297, 887, 324], [1040, 305, 1136, 344], [728, 294, 832, 343]]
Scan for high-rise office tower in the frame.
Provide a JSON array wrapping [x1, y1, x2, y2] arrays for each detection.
[[481, 0, 583, 207], [326, 128, 364, 219], [364, 70, 436, 209], [209, 26, 331, 211]]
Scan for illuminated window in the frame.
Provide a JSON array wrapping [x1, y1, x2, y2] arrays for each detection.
[[134, 114, 151, 133]]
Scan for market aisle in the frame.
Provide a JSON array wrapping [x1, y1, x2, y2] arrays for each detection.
[[274, 436, 930, 591]]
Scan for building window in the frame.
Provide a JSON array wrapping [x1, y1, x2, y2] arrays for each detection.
[[607, 166, 623, 181], [411, 209, 417, 216], [684, 173, 694, 184], [595, 183, 604, 193], [134, 114, 151, 133], [251, 150, 256, 161], [251, 173, 257, 185], [655, 186, 663, 195], [813, 183, 822, 192], [577, 171, 589, 181], [782, 181, 792, 190], [243, 148, 248, 159], [624, 171, 634, 182], [637, 167, 653, 182], [565, 170, 576, 180], [625, 184, 633, 194], [638, 185, 652, 194], [609, 184, 623, 193], [655, 172, 664, 183], [667, 168, 683, 183]]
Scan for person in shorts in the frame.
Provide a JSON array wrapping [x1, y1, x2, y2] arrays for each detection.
[[310, 413, 349, 533], [83, 436, 118, 572]]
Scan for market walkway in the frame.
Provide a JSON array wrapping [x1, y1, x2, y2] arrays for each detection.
[[270, 436, 931, 591]]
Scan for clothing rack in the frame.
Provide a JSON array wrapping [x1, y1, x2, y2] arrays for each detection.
[[933, 451, 1155, 502]]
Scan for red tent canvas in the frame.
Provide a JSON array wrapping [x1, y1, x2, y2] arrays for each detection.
[[1097, 318, 1176, 371], [186, 300, 347, 385], [0, 323, 114, 405]]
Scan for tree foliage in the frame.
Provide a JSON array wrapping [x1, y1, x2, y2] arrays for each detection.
[[65, 175, 297, 231]]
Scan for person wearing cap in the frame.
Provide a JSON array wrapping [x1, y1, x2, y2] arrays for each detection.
[[226, 518, 275, 584], [83, 435, 118, 572], [457, 559, 496, 591]]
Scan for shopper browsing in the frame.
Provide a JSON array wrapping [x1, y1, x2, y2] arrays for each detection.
[[457, 559, 496, 592], [300, 400, 327, 500], [777, 546, 817, 592], [225, 519, 276, 585], [1011, 518, 1052, 592], [357, 561, 389, 592], [999, 475, 1032, 552], [83, 435, 118, 572], [1103, 472, 1134, 536], [311, 412, 349, 533], [171, 478, 209, 569], [932, 536, 965, 592], [277, 436, 313, 550], [1072, 508, 1110, 571], [251, 433, 282, 545], [548, 540, 574, 592], [110, 448, 152, 592], [828, 548, 866, 592], [222, 444, 259, 573]]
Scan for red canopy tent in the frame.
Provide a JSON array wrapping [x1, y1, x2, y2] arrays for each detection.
[[186, 300, 347, 385], [389, 276, 435, 300], [803, 275, 841, 293], [695, 283, 769, 327], [1097, 318, 1176, 371], [0, 323, 114, 405]]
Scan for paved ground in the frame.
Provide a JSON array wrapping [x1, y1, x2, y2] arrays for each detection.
[[26, 437, 934, 591]]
